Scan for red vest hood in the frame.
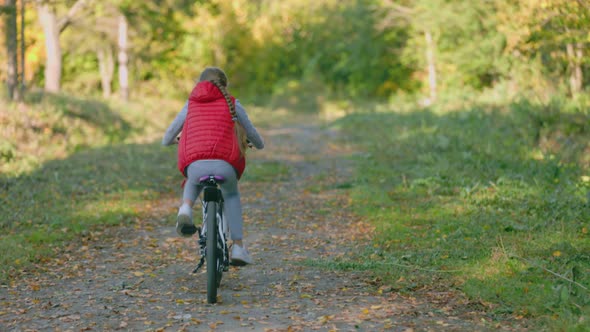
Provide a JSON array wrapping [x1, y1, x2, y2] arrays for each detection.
[[190, 80, 225, 103]]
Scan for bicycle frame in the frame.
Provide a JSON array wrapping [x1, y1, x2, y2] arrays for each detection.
[[191, 175, 230, 303], [199, 200, 230, 269]]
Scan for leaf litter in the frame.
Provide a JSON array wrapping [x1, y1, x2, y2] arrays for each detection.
[[0, 115, 526, 331]]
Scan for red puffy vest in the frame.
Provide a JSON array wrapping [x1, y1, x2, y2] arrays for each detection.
[[177, 81, 245, 178]]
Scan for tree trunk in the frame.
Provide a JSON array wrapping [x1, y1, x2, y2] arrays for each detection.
[[37, 3, 61, 93], [566, 43, 583, 96], [36, 0, 90, 93], [424, 29, 437, 104], [4, 0, 18, 100], [97, 46, 114, 98], [19, 0, 24, 98], [118, 14, 129, 101], [574, 43, 583, 93]]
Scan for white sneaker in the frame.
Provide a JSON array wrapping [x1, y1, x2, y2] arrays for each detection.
[[231, 244, 253, 266], [176, 204, 196, 237]]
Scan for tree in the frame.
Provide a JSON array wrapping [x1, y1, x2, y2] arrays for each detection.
[[57, 0, 131, 99], [36, 0, 92, 93], [495, 0, 590, 96], [531, 0, 590, 96], [18, 0, 24, 97], [379, 0, 438, 102], [4, 0, 17, 100], [117, 14, 128, 100], [423, 29, 436, 103]]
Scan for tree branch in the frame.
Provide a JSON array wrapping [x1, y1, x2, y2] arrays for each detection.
[[381, 0, 413, 15], [57, 0, 91, 33], [377, 0, 413, 30], [576, 0, 590, 10]]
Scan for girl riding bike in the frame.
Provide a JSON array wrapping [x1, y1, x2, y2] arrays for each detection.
[[162, 67, 264, 265]]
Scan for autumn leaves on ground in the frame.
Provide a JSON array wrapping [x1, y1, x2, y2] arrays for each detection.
[[0, 101, 526, 331]]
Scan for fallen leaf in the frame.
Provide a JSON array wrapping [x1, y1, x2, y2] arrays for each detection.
[[59, 314, 81, 322]]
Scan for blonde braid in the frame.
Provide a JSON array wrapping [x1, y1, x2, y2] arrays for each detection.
[[209, 79, 248, 155], [210, 79, 237, 119]]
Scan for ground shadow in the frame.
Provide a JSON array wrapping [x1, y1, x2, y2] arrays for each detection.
[[24, 90, 132, 141]]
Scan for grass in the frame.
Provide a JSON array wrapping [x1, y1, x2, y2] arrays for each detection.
[[0, 92, 189, 280], [332, 97, 590, 330], [2, 90, 588, 329], [241, 161, 291, 182], [0, 91, 274, 282]]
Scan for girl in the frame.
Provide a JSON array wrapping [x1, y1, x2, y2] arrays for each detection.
[[162, 67, 264, 265]]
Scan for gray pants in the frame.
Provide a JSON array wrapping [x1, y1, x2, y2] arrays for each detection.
[[184, 160, 244, 240]]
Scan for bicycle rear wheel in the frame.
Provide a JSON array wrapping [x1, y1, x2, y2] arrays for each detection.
[[206, 201, 219, 304]]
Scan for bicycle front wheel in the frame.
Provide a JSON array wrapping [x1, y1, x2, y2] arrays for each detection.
[[206, 201, 219, 304]]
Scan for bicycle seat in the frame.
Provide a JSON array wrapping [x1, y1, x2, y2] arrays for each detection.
[[198, 175, 225, 184]]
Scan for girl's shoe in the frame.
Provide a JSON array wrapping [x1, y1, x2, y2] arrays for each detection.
[[230, 244, 253, 265], [176, 214, 197, 237], [176, 204, 196, 237]]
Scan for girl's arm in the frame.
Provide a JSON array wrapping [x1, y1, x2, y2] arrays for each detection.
[[162, 101, 188, 146], [235, 100, 264, 149]]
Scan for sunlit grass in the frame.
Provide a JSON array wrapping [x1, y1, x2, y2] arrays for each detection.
[[334, 98, 590, 329], [0, 187, 171, 280], [241, 160, 291, 182], [0, 93, 184, 281], [0, 173, 174, 273], [0, 93, 287, 282]]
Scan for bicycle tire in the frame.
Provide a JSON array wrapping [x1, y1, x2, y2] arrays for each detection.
[[216, 215, 223, 288], [206, 201, 219, 304]]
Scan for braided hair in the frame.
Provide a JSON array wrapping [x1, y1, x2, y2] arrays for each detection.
[[199, 67, 248, 156]]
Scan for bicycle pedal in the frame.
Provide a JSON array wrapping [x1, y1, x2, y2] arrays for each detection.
[[181, 224, 198, 236]]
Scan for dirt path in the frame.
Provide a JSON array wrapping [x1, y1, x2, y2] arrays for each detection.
[[1, 115, 519, 331]]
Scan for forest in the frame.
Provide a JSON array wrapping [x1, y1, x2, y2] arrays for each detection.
[[1, 0, 588, 102], [1, 0, 589, 330]]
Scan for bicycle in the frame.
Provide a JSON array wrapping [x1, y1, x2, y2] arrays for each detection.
[[191, 174, 230, 304]]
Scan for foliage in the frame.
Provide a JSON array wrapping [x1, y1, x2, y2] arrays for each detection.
[[398, 0, 506, 91], [493, 0, 590, 97], [169, 0, 413, 99], [3, 0, 589, 101]]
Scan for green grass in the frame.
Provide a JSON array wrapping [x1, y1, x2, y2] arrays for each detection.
[[2, 90, 588, 329], [241, 160, 291, 182], [333, 98, 590, 329], [0, 92, 186, 281], [0, 91, 277, 282]]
